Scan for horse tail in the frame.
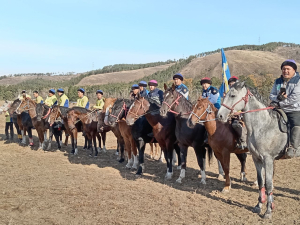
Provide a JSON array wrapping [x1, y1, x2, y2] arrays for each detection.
[[206, 144, 213, 166]]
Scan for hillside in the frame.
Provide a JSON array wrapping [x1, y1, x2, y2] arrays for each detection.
[[77, 63, 175, 86], [179, 47, 300, 80]]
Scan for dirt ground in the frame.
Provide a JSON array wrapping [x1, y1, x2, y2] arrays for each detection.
[[0, 113, 299, 224]]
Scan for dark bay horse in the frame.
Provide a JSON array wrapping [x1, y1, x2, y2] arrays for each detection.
[[107, 99, 139, 169], [9, 99, 33, 146], [160, 84, 212, 184], [188, 96, 248, 192], [126, 95, 181, 178], [217, 82, 288, 219]]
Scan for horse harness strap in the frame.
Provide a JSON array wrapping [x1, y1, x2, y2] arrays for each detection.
[[109, 101, 128, 122], [42, 108, 51, 119], [162, 92, 182, 115]]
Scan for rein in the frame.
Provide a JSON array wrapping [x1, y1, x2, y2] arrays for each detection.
[[162, 91, 192, 116], [222, 89, 274, 116], [42, 107, 51, 119], [189, 103, 217, 123]]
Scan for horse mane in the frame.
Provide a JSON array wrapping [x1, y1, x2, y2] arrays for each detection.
[[144, 97, 161, 109], [70, 107, 91, 114]]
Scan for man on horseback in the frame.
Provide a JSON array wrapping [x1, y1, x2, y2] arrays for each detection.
[[270, 59, 300, 158], [93, 90, 105, 110], [147, 80, 164, 105], [173, 73, 189, 100], [77, 88, 89, 109], [20, 90, 31, 100], [130, 84, 140, 100], [45, 89, 57, 106], [227, 76, 248, 149], [57, 88, 69, 107], [138, 81, 149, 97], [201, 77, 221, 109], [33, 91, 43, 104]]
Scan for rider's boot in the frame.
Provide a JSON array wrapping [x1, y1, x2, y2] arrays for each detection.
[[286, 126, 300, 158], [232, 122, 247, 150]]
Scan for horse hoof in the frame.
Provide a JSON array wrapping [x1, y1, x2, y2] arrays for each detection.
[[115, 151, 119, 156], [200, 179, 206, 185], [262, 212, 272, 219], [165, 172, 173, 180], [221, 187, 230, 193], [136, 166, 143, 175], [119, 158, 125, 163], [131, 166, 137, 170], [125, 165, 132, 169], [252, 206, 261, 214], [176, 178, 182, 183], [241, 177, 248, 182]]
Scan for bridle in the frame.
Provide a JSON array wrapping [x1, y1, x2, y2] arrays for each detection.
[[188, 103, 216, 123], [162, 91, 183, 115], [221, 88, 274, 116], [109, 100, 128, 123], [15, 100, 36, 116], [128, 98, 147, 119]]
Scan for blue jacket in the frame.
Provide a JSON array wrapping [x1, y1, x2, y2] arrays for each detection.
[[202, 86, 221, 109], [140, 89, 149, 98], [175, 83, 189, 100], [270, 72, 300, 112], [148, 88, 164, 105]]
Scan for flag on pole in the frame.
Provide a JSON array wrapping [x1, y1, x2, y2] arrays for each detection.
[[219, 48, 231, 97]]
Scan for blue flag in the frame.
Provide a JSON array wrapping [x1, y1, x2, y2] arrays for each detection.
[[219, 48, 231, 97]]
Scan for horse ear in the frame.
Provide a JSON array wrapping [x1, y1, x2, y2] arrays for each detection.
[[172, 83, 175, 91], [137, 92, 141, 99], [164, 83, 168, 91], [241, 81, 245, 87]]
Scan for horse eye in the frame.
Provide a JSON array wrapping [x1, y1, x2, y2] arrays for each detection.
[[231, 94, 236, 98]]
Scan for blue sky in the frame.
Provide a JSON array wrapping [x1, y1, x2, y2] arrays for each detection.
[[0, 0, 299, 75]]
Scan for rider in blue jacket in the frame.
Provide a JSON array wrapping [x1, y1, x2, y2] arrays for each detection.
[[138, 81, 149, 98], [173, 73, 189, 100], [147, 80, 164, 105], [201, 77, 221, 109]]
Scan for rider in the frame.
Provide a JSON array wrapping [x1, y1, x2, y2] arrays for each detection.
[[20, 90, 31, 100], [173, 73, 189, 100], [44, 89, 57, 106], [130, 84, 140, 100], [33, 91, 43, 104], [57, 88, 69, 107], [77, 88, 89, 109], [138, 81, 149, 97], [147, 80, 164, 105], [93, 90, 105, 110], [270, 59, 300, 158], [227, 76, 248, 149], [201, 77, 221, 109]]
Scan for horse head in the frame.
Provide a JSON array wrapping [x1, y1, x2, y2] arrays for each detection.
[[217, 81, 247, 122], [16, 98, 37, 118], [108, 98, 131, 127], [187, 96, 217, 128], [48, 105, 61, 126], [126, 95, 150, 126]]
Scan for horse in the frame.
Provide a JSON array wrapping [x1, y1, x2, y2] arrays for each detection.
[[160, 84, 212, 184], [217, 81, 287, 219], [126, 95, 181, 177], [98, 98, 125, 159], [107, 99, 139, 169], [66, 107, 104, 157], [187, 96, 248, 192], [9, 99, 33, 145]]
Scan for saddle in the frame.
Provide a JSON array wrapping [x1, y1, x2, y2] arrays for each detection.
[[273, 108, 288, 133]]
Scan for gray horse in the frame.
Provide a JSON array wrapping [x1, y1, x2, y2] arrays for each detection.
[[217, 81, 288, 219]]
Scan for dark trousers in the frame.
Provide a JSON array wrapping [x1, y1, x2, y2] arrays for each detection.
[[5, 122, 14, 139], [286, 111, 300, 129]]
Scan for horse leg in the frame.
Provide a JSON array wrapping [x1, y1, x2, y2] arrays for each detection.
[[54, 129, 61, 150], [125, 140, 133, 169], [72, 130, 78, 155], [47, 128, 53, 151], [194, 145, 207, 185], [97, 133, 102, 152], [149, 142, 154, 159], [37, 129, 44, 150], [64, 131, 69, 146], [154, 143, 159, 159], [217, 160, 225, 180], [93, 134, 98, 157], [176, 144, 187, 183], [235, 153, 247, 182], [116, 141, 120, 156], [252, 159, 265, 214], [21, 129, 26, 145], [165, 146, 173, 180], [101, 132, 107, 153], [262, 157, 274, 219], [174, 143, 181, 169], [83, 135, 88, 150], [131, 138, 138, 170], [118, 141, 125, 163], [215, 151, 231, 192], [136, 139, 146, 175]]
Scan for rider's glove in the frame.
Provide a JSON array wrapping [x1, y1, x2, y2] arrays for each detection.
[[277, 93, 287, 101], [270, 101, 280, 108]]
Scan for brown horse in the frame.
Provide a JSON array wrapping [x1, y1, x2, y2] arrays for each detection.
[[126, 96, 181, 178], [188, 96, 248, 192]]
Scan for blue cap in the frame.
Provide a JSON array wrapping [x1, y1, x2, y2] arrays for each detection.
[[131, 84, 139, 90], [138, 81, 147, 87], [173, 73, 184, 81], [96, 90, 103, 95], [57, 88, 64, 93], [49, 89, 55, 94], [77, 88, 85, 93]]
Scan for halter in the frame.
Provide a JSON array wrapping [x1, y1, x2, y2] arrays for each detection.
[[109, 101, 128, 123], [42, 107, 51, 120], [15, 100, 36, 116], [49, 106, 60, 126], [162, 91, 182, 115], [222, 88, 274, 116], [128, 98, 147, 119], [189, 103, 216, 123]]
